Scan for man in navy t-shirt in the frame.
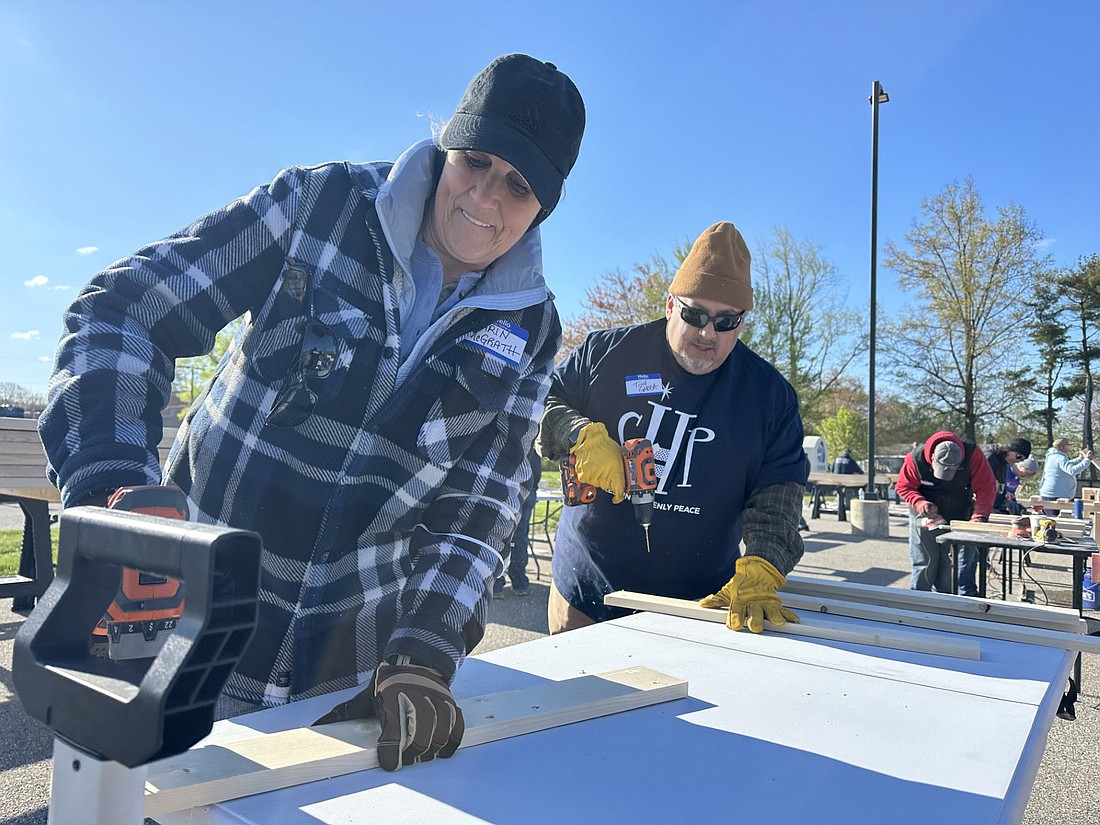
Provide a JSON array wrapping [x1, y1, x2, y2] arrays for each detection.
[[539, 222, 809, 634]]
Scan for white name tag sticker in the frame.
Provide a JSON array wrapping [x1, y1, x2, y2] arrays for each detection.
[[461, 320, 529, 366], [625, 374, 663, 396]]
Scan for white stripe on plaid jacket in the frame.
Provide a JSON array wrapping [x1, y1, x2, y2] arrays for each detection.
[[39, 156, 560, 705]]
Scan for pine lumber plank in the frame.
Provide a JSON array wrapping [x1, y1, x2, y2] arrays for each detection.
[[607, 589, 1100, 655], [602, 591, 980, 660], [1025, 495, 1098, 514], [782, 574, 1083, 633], [145, 666, 686, 817], [942, 520, 1017, 535], [777, 592, 1100, 654]]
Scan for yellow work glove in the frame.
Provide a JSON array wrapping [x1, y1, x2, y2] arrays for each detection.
[[572, 422, 627, 503], [699, 556, 800, 633]]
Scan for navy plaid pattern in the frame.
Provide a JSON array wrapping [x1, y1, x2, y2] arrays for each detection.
[[40, 151, 560, 705]]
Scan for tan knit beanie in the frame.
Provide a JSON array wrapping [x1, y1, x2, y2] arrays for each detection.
[[669, 221, 753, 311]]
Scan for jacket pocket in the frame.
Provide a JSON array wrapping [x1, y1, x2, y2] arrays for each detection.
[[243, 260, 376, 397], [414, 352, 515, 467]]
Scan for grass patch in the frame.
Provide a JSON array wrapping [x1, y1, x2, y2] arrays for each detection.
[[0, 529, 31, 576]]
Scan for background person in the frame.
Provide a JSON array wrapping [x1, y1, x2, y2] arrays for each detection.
[[982, 437, 1032, 514], [539, 222, 809, 636], [495, 449, 540, 597], [38, 53, 585, 771], [1039, 438, 1094, 511], [830, 447, 862, 474], [894, 431, 996, 595]]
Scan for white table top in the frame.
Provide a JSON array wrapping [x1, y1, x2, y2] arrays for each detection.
[[158, 610, 1072, 825]]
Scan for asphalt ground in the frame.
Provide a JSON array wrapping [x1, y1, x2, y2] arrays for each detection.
[[0, 502, 1097, 823]]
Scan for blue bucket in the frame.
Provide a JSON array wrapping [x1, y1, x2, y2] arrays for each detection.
[[1084, 573, 1099, 611]]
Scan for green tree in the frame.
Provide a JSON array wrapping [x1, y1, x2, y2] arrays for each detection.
[[1051, 254, 1100, 459], [882, 177, 1047, 441], [1023, 276, 1072, 447], [172, 320, 242, 420], [818, 407, 868, 464], [560, 242, 690, 358], [740, 226, 865, 426]]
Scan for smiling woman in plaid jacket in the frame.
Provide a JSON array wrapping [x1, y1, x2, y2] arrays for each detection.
[[38, 54, 585, 771]]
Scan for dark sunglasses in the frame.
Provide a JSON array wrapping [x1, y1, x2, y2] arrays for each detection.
[[673, 295, 745, 333], [266, 260, 338, 428]]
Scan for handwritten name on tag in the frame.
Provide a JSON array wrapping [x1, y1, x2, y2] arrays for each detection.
[[625, 374, 663, 396], [461, 320, 529, 366]]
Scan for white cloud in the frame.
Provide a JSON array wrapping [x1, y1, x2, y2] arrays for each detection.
[[11, 330, 40, 341], [1036, 238, 1056, 249], [38, 355, 51, 362], [76, 246, 99, 255], [24, 274, 48, 288]]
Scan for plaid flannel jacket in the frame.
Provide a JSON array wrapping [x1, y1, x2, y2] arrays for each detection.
[[39, 142, 560, 705]]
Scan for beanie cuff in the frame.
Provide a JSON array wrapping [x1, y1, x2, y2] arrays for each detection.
[[670, 270, 754, 311]]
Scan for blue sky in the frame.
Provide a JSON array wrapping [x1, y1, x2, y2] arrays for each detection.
[[1, 1, 1097, 396]]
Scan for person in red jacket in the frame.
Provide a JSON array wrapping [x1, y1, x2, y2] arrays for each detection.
[[894, 431, 997, 595]]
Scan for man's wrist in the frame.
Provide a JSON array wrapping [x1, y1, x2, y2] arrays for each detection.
[[568, 423, 587, 449]]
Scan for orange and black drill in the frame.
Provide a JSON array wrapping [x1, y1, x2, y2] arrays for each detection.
[[560, 436, 658, 551], [88, 485, 190, 660]]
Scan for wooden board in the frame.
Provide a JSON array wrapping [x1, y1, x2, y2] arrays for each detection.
[[603, 591, 980, 659], [783, 574, 1083, 633], [943, 519, 1088, 539], [778, 591, 1100, 654], [1026, 496, 1099, 514], [607, 588, 1100, 655], [145, 666, 686, 817]]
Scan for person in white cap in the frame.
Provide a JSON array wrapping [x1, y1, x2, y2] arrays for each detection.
[[894, 431, 997, 594]]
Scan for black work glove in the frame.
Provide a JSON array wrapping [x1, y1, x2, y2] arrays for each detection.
[[314, 661, 465, 772]]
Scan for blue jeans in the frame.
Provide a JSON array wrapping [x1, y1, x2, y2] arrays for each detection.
[[497, 480, 538, 591], [957, 545, 984, 596], [908, 511, 974, 594]]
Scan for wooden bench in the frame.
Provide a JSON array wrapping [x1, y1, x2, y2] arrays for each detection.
[[0, 418, 59, 608], [0, 418, 177, 608]]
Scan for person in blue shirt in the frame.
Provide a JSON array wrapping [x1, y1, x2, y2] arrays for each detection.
[[539, 222, 809, 635], [1039, 438, 1095, 510]]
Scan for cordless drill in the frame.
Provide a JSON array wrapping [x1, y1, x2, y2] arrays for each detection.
[[88, 485, 190, 660], [560, 436, 658, 551]]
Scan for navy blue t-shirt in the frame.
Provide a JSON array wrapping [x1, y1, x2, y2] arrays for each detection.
[[551, 319, 808, 620]]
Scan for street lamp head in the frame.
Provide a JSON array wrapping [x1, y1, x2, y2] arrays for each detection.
[[869, 81, 889, 105]]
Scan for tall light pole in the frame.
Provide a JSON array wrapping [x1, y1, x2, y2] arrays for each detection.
[[866, 80, 889, 499]]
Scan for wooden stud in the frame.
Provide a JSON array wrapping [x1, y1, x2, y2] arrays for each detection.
[[782, 574, 1082, 633], [145, 666, 686, 817], [774, 591, 1100, 653], [606, 589, 1100, 655], [603, 591, 980, 660]]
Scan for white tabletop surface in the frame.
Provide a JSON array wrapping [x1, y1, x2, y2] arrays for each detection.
[[157, 610, 1072, 825]]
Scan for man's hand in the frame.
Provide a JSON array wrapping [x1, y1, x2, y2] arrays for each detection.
[[916, 500, 937, 518], [313, 662, 464, 772], [572, 422, 626, 503], [698, 556, 799, 633]]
